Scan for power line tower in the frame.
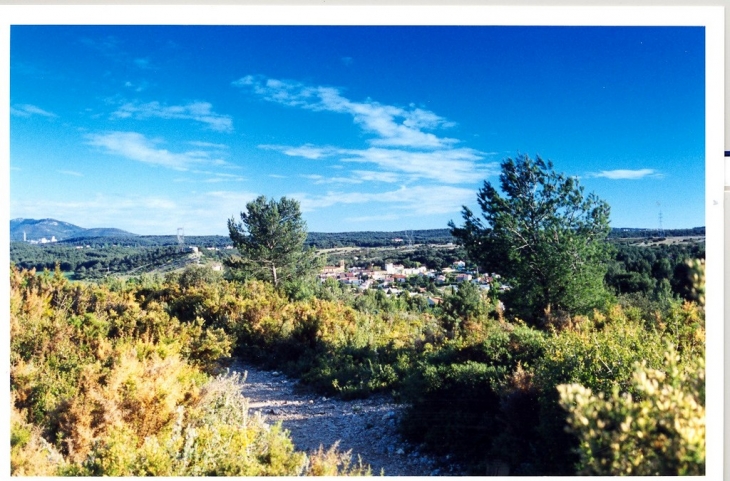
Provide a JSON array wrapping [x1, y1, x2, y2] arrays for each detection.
[[657, 202, 665, 238], [177, 227, 185, 251], [404, 229, 413, 247]]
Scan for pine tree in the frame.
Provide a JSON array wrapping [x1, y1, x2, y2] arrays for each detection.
[[227, 196, 322, 287], [449, 154, 612, 324]]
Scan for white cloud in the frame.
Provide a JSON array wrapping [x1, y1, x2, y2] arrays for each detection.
[[124, 80, 149, 92], [301, 174, 363, 185], [341, 147, 496, 184], [265, 143, 494, 184], [588, 169, 662, 180], [345, 214, 400, 223], [293, 185, 474, 217], [188, 141, 229, 150], [351, 170, 401, 183], [259, 144, 337, 160], [57, 170, 83, 177], [234, 75, 457, 149], [237, 75, 498, 187], [11, 104, 57, 118], [172, 170, 245, 184], [112, 101, 233, 132], [86, 131, 226, 171]]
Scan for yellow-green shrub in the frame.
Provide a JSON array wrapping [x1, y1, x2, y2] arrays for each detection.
[[558, 346, 704, 475], [59, 371, 367, 476], [55, 340, 205, 462], [11, 400, 66, 476]]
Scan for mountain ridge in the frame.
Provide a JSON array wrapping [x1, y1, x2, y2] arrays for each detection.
[[10, 218, 138, 242]]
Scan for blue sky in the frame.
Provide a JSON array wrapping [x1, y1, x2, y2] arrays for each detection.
[[10, 25, 705, 235]]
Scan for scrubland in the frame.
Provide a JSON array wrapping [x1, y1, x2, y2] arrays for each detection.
[[10, 261, 705, 475]]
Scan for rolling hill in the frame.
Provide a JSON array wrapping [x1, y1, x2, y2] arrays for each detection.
[[10, 218, 137, 242]]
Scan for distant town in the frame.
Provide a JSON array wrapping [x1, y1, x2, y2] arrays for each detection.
[[318, 258, 501, 306]]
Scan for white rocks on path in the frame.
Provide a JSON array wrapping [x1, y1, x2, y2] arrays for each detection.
[[232, 361, 463, 476]]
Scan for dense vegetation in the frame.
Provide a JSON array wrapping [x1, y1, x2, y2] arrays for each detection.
[[10, 159, 706, 476], [11, 252, 705, 475], [305, 229, 455, 248], [9, 266, 372, 476], [9, 242, 236, 280]]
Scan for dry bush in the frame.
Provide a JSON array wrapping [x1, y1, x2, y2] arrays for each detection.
[[10, 399, 66, 476], [56, 340, 204, 462], [305, 442, 372, 476]]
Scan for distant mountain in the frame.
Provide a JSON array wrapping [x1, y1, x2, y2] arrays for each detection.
[[10, 218, 137, 242]]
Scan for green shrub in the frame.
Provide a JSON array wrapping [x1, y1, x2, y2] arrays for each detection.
[[400, 320, 545, 472]]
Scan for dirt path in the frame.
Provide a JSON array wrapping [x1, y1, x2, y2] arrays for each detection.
[[232, 361, 463, 476]]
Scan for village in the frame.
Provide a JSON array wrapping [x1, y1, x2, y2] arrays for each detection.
[[318, 258, 501, 306]]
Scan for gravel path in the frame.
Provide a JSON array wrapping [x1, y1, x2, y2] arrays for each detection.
[[232, 361, 464, 476]]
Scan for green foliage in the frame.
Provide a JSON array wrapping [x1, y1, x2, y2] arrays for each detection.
[[450, 154, 613, 324], [305, 228, 454, 248], [10, 242, 194, 279], [558, 346, 705, 475], [11, 401, 66, 475], [438, 281, 491, 336], [535, 306, 667, 395], [605, 242, 705, 301], [227, 195, 323, 287], [400, 320, 546, 471]]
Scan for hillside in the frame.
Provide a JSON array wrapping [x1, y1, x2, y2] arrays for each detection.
[[10, 218, 137, 242], [10, 218, 705, 247]]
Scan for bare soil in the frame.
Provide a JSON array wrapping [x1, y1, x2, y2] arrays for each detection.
[[232, 361, 465, 476]]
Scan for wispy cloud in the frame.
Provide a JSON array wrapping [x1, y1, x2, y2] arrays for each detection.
[[188, 141, 229, 150], [588, 168, 662, 180], [197, 171, 245, 183], [351, 170, 401, 183], [80, 36, 153, 72], [112, 101, 233, 132], [12, 189, 263, 235], [265, 144, 495, 184], [301, 174, 363, 185], [134, 58, 153, 69], [346, 214, 400, 223], [57, 170, 83, 177], [86, 131, 226, 171], [340, 147, 495, 184], [80, 35, 122, 59], [124, 80, 149, 92], [11, 104, 57, 118], [238, 75, 496, 187], [260, 144, 338, 160], [294, 185, 474, 217], [234, 75, 456, 149]]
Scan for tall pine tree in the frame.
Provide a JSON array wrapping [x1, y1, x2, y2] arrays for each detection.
[[450, 154, 612, 324], [227, 196, 322, 287]]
